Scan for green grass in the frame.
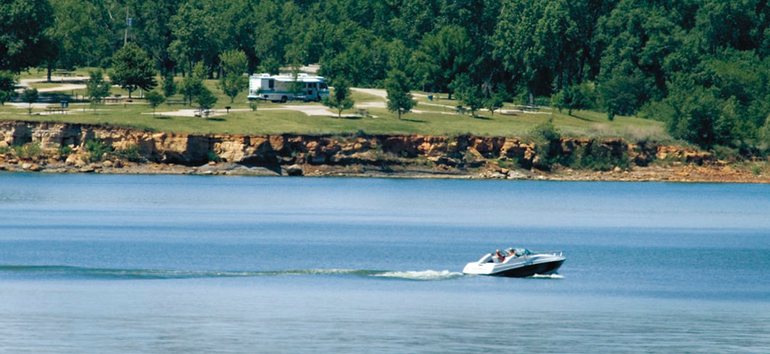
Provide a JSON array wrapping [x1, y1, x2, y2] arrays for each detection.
[[1, 73, 673, 140]]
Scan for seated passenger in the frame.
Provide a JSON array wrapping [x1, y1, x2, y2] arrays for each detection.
[[494, 249, 505, 262]]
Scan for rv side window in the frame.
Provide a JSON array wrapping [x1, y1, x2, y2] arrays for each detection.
[[268, 79, 274, 89]]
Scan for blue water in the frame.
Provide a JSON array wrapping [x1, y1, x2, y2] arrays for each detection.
[[1, 174, 769, 353]]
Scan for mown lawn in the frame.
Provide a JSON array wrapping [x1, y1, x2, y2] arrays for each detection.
[[2, 70, 672, 141]]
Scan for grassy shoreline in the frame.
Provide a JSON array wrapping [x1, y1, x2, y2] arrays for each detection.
[[2, 71, 674, 142]]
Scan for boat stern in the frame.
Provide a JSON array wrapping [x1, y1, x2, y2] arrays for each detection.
[[462, 262, 495, 275]]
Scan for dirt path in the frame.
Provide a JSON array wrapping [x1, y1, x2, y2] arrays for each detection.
[[18, 77, 91, 93]]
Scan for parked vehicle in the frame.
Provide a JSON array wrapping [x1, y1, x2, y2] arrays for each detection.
[[247, 73, 330, 103]]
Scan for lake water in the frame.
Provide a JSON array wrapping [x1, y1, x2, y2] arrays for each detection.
[[0, 174, 769, 353]]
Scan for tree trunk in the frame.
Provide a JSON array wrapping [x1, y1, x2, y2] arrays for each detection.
[[47, 62, 52, 82]]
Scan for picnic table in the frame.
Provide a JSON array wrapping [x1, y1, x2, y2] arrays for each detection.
[[102, 97, 124, 104], [194, 109, 212, 118]]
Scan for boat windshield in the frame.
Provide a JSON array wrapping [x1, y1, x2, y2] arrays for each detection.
[[507, 248, 531, 257]]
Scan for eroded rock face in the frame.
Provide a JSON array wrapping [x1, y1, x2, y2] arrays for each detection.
[[0, 120, 712, 171]]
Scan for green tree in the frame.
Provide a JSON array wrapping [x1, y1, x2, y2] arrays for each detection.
[[493, 0, 549, 105], [179, 62, 205, 106], [218, 49, 248, 103], [461, 87, 485, 117], [0, 0, 54, 72], [599, 70, 648, 121], [258, 57, 280, 74], [385, 70, 416, 120], [0, 71, 17, 105], [162, 71, 177, 99], [323, 78, 355, 118], [111, 43, 157, 98], [252, 1, 305, 72], [485, 90, 508, 116], [22, 88, 38, 115], [554, 83, 595, 116], [219, 0, 259, 73], [412, 25, 474, 99], [195, 86, 217, 115], [761, 115, 770, 149], [248, 89, 263, 112], [168, 0, 224, 73], [130, 0, 182, 74], [451, 74, 484, 117], [47, 0, 109, 75], [85, 69, 111, 113], [662, 74, 743, 149], [289, 64, 304, 96], [145, 90, 165, 116]]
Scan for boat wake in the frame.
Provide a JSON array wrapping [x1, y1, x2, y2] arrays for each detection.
[[374, 270, 466, 281], [0, 265, 466, 281], [530, 273, 565, 279]]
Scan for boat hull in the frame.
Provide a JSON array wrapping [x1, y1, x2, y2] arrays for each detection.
[[491, 260, 564, 278]]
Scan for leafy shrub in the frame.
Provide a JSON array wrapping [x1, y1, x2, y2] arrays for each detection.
[[114, 145, 143, 162], [528, 119, 561, 142], [463, 149, 480, 163], [570, 146, 630, 171], [712, 145, 740, 162], [207, 151, 222, 162], [497, 158, 520, 169], [84, 139, 111, 163], [527, 119, 561, 169], [58, 145, 73, 157], [0, 145, 11, 154], [15, 142, 43, 159], [413, 156, 432, 167]]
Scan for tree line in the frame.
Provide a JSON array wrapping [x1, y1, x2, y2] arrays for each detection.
[[1, 0, 770, 152]]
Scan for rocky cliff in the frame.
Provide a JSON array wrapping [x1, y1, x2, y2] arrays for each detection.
[[0, 120, 718, 178]]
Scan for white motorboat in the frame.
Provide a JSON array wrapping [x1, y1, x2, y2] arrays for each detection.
[[462, 248, 565, 277]]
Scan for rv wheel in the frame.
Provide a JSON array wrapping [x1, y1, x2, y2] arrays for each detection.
[[281, 96, 288, 103]]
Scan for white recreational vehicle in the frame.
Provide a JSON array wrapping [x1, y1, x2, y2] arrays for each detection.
[[247, 73, 330, 102]]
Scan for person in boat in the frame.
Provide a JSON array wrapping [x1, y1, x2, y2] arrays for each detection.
[[494, 249, 505, 262]]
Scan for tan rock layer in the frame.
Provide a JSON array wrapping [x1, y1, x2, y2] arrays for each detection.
[[0, 120, 712, 168]]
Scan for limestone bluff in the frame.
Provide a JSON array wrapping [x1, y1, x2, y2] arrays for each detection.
[[0, 120, 743, 182]]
